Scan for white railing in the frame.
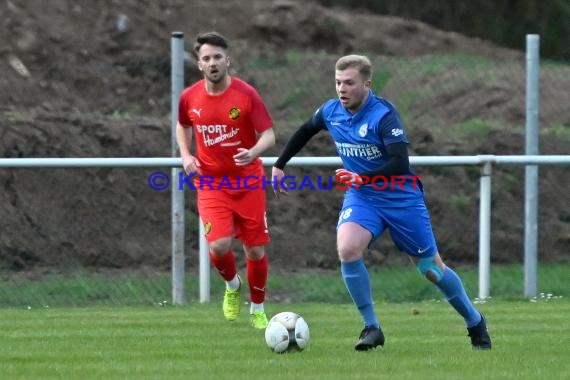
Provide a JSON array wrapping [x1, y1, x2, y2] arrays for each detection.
[[1, 154, 569, 302]]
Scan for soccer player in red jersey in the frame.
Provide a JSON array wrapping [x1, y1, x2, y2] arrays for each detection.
[[176, 31, 275, 329]]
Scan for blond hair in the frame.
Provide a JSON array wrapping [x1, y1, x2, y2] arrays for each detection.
[[335, 55, 372, 81]]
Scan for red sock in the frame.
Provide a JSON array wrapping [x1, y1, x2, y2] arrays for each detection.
[[209, 250, 237, 282], [247, 255, 268, 304]]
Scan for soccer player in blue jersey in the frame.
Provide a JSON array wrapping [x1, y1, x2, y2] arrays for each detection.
[[271, 55, 491, 351]]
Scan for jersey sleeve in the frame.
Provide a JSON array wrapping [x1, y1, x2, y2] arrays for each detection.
[[309, 103, 328, 131], [379, 109, 409, 145], [249, 88, 273, 133], [178, 91, 192, 127]]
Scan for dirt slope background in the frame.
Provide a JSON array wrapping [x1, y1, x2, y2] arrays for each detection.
[[0, 0, 568, 273]]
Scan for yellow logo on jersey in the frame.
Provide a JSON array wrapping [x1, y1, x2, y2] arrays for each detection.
[[229, 107, 240, 120], [204, 222, 212, 234]]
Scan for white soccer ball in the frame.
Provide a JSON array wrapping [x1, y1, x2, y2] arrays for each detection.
[[264, 311, 310, 353]]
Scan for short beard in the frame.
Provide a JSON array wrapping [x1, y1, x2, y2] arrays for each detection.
[[206, 72, 225, 84]]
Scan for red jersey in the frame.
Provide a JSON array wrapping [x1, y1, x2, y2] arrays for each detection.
[[178, 76, 273, 180]]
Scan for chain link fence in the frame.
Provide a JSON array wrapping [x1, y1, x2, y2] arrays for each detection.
[[1, 38, 569, 307]]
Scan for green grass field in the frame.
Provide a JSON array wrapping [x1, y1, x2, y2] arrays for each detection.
[[1, 299, 568, 380]]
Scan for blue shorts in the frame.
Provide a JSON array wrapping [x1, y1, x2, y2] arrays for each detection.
[[337, 191, 438, 258]]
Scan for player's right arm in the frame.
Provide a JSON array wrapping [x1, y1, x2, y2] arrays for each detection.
[[271, 107, 326, 197], [176, 121, 201, 175], [177, 91, 202, 175]]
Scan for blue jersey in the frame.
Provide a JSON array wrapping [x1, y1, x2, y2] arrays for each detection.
[[310, 90, 423, 205]]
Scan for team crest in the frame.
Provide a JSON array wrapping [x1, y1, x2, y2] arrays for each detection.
[[204, 222, 212, 234], [229, 107, 240, 120], [359, 124, 368, 137]]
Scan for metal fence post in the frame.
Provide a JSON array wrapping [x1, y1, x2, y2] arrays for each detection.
[[478, 159, 493, 299], [199, 220, 210, 303], [524, 34, 540, 298], [171, 32, 186, 304]]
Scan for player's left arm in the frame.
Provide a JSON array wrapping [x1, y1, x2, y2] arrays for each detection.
[[335, 142, 408, 185], [234, 127, 276, 166], [359, 142, 409, 178], [355, 110, 410, 178], [234, 88, 275, 166]]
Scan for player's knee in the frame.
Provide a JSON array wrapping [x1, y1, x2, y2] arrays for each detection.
[[337, 244, 363, 262], [416, 257, 443, 282], [209, 238, 232, 256], [244, 245, 265, 260]]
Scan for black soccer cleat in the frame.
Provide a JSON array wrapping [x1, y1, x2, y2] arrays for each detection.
[[355, 326, 385, 351], [467, 313, 492, 350]]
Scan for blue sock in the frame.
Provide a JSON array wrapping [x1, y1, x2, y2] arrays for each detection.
[[341, 259, 380, 329], [436, 267, 481, 327]]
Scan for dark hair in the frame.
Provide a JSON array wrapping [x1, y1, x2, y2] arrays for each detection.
[[193, 31, 229, 56]]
